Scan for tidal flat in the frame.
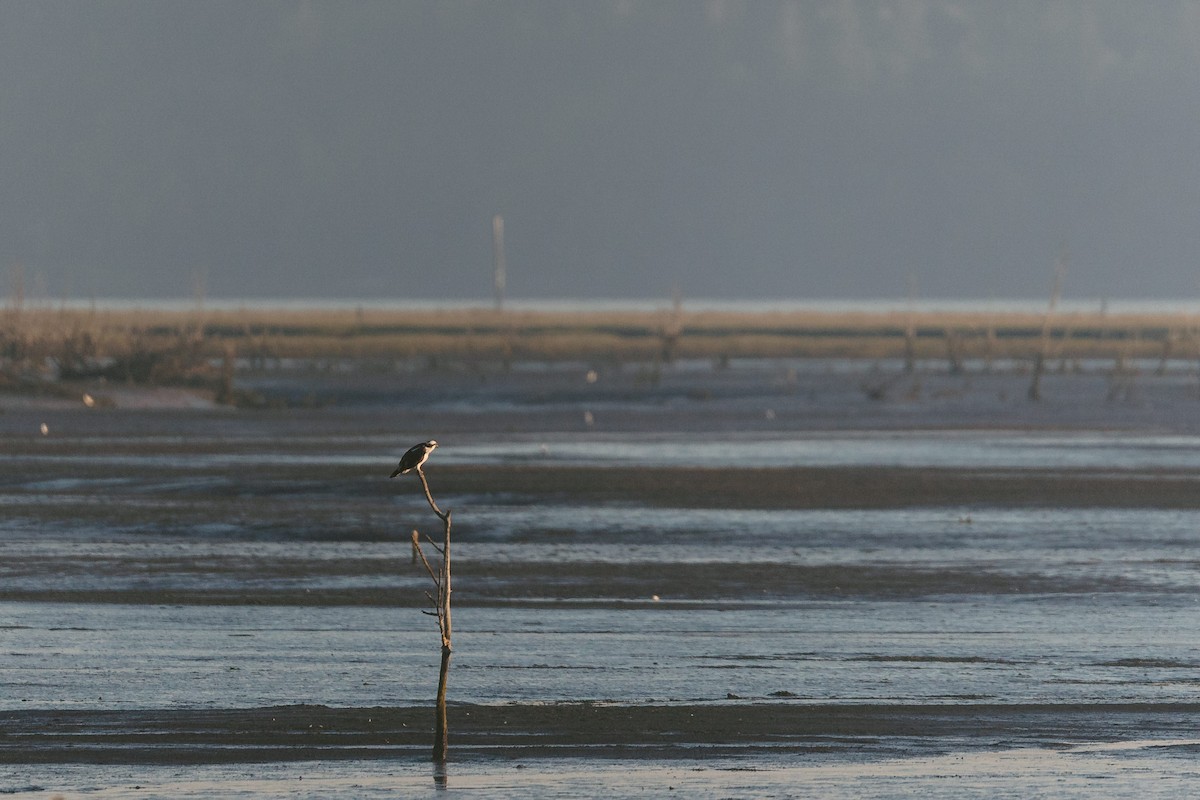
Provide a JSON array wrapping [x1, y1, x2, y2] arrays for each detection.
[[5, 356, 1200, 796]]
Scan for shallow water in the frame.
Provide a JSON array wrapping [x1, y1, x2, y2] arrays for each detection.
[[450, 430, 1200, 471], [14, 745, 1200, 800], [16, 428, 1200, 470], [6, 365, 1200, 794], [5, 594, 1200, 711]]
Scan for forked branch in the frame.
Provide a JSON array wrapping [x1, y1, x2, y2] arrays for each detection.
[[412, 530, 440, 588]]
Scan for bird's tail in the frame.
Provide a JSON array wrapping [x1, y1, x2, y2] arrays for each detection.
[[389, 467, 404, 478]]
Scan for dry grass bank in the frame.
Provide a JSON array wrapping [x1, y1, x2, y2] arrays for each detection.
[[3, 304, 1200, 390]]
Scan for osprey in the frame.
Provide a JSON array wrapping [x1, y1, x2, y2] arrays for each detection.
[[390, 440, 438, 477]]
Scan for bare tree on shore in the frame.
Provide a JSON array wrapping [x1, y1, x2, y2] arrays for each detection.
[[1028, 250, 1068, 401]]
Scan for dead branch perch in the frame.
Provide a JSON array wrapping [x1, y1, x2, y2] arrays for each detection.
[[400, 462, 453, 763]]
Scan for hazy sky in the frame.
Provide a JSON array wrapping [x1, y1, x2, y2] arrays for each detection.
[[3, 1, 1200, 302]]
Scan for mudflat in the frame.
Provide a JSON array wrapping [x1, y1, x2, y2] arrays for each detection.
[[7, 359, 1200, 795], [9, 702, 1200, 764]]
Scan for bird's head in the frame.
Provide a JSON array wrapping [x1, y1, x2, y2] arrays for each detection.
[[426, 440, 438, 449]]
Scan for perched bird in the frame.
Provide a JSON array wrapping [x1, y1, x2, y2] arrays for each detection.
[[390, 440, 438, 477]]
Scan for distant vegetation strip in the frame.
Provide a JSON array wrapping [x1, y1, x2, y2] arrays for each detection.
[[188, 322, 1177, 341], [4, 305, 1200, 386]]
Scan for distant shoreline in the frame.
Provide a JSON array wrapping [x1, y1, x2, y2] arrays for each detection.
[[7, 299, 1200, 367], [11, 296, 1200, 315]]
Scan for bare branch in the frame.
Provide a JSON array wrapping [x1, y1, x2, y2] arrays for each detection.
[[423, 587, 446, 625], [411, 531, 440, 587], [417, 468, 448, 521]]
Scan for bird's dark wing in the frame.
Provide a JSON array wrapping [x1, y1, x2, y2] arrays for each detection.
[[389, 443, 424, 476]]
